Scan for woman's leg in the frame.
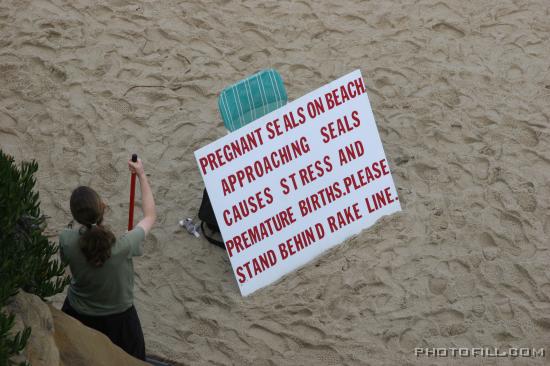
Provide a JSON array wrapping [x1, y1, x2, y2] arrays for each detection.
[[118, 306, 146, 360]]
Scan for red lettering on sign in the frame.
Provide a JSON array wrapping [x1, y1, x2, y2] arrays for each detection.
[[220, 137, 310, 195], [280, 155, 333, 194], [223, 187, 274, 227], [324, 77, 366, 111], [225, 206, 296, 257], [236, 249, 277, 283], [266, 118, 283, 139], [326, 203, 363, 233], [278, 224, 324, 260], [365, 187, 397, 214], [342, 158, 390, 194], [199, 127, 264, 175], [320, 110, 361, 144], [338, 140, 365, 166]]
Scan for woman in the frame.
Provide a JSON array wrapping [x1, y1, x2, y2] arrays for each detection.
[[59, 158, 156, 360]]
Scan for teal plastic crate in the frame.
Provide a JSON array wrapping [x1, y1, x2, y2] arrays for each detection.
[[218, 69, 287, 132]]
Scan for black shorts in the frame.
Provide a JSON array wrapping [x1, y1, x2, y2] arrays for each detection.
[[62, 297, 146, 361]]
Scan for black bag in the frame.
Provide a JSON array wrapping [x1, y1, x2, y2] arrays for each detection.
[[198, 189, 225, 249]]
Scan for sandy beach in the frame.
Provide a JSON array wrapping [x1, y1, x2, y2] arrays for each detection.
[[1, 0, 550, 365]]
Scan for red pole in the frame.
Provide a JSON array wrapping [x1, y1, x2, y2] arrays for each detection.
[[128, 153, 137, 231]]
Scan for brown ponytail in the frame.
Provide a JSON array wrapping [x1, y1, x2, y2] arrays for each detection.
[[70, 186, 116, 267]]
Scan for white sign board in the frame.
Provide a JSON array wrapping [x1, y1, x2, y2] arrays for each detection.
[[195, 69, 401, 296]]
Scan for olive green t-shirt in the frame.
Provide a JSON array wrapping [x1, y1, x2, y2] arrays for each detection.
[[59, 226, 145, 316]]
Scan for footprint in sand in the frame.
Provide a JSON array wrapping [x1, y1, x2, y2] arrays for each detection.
[[479, 261, 503, 285], [514, 125, 540, 147], [428, 276, 448, 295], [109, 99, 133, 115], [302, 347, 342, 366], [514, 182, 537, 212], [413, 162, 439, 182], [432, 22, 465, 38], [479, 232, 500, 261], [471, 297, 486, 318], [506, 64, 524, 80], [67, 127, 85, 148], [289, 321, 325, 343], [189, 319, 219, 338], [248, 324, 288, 354], [0, 64, 23, 90], [426, 308, 466, 338], [97, 163, 119, 184]]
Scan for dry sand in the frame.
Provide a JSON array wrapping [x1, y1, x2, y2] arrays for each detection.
[[1, 0, 550, 365]]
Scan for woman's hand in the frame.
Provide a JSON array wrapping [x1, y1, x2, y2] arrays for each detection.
[[128, 158, 145, 176]]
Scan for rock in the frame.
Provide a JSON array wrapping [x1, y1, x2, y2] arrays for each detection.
[[5, 291, 60, 366], [5, 291, 149, 366], [50, 305, 149, 366]]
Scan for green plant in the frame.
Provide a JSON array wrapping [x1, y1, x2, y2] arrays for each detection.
[[0, 150, 70, 365], [0, 312, 31, 366]]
